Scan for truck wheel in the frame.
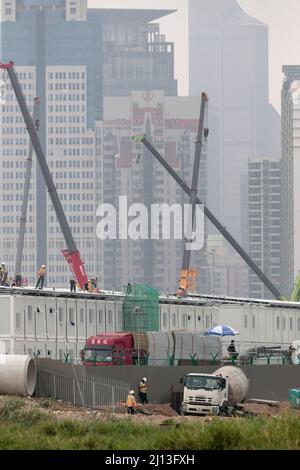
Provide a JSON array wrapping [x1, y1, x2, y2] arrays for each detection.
[[180, 406, 186, 416]]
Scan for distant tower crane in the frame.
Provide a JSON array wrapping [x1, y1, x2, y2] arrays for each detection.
[[1, 61, 88, 289]]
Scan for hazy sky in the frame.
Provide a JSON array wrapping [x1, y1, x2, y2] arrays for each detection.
[[89, 0, 300, 113]]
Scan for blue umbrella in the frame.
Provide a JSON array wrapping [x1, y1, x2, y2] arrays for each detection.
[[204, 324, 239, 337]]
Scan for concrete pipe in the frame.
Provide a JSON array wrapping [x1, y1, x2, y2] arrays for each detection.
[[0, 355, 36, 396]]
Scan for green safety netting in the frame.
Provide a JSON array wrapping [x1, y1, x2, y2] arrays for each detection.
[[123, 284, 159, 332]]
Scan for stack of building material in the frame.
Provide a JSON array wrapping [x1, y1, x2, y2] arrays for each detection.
[[146, 332, 174, 366], [132, 332, 149, 353], [172, 331, 221, 361]]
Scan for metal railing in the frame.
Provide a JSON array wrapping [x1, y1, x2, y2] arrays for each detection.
[[35, 359, 130, 411]]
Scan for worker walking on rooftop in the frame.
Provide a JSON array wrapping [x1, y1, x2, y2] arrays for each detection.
[[35, 264, 46, 289], [127, 390, 136, 414], [138, 377, 148, 405], [70, 278, 76, 292], [15, 273, 22, 288]]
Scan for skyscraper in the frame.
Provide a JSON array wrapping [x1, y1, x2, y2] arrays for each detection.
[[0, 1, 177, 286], [281, 66, 300, 297], [189, 0, 280, 250], [248, 160, 281, 299]]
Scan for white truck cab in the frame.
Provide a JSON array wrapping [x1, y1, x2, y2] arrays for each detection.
[[180, 373, 228, 416]]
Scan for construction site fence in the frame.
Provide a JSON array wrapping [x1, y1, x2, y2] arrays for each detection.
[[60, 354, 297, 367], [34, 358, 130, 410]]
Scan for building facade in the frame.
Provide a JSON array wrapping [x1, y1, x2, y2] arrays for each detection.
[[205, 234, 249, 297], [97, 91, 208, 293], [0, 0, 177, 287], [281, 66, 300, 297], [248, 160, 281, 299], [188, 0, 281, 253]]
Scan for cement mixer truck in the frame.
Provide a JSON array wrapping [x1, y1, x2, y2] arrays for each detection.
[[180, 366, 249, 417]]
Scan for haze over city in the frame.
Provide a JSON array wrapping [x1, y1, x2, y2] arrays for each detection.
[[89, 0, 300, 112]]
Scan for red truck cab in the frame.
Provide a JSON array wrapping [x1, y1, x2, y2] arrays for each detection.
[[82, 332, 144, 366]]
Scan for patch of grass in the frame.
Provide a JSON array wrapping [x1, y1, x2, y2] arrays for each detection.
[[39, 398, 52, 408], [0, 401, 300, 450], [0, 397, 25, 421]]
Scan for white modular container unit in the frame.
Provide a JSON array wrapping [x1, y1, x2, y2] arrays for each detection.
[[77, 298, 87, 342], [86, 300, 97, 338], [105, 301, 115, 333], [46, 298, 57, 340], [66, 297, 77, 341], [169, 305, 179, 331], [96, 300, 106, 334], [160, 304, 171, 331], [115, 301, 123, 332], [56, 298, 67, 341]]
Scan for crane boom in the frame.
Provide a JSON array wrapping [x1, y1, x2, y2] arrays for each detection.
[[183, 92, 208, 270], [1, 61, 88, 288], [132, 134, 282, 300], [15, 97, 40, 278], [180, 92, 208, 294]]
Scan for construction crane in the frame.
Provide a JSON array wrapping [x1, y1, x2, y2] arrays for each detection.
[[132, 134, 282, 300], [15, 96, 40, 280], [178, 92, 209, 296], [1, 61, 88, 289]]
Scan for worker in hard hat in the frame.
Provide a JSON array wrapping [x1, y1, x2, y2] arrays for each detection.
[[70, 277, 76, 292], [15, 273, 22, 288], [138, 377, 148, 405], [35, 264, 46, 289], [0, 262, 8, 286], [127, 390, 136, 414]]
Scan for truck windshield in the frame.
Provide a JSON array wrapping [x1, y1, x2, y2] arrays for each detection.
[[84, 348, 113, 363], [185, 375, 221, 390]]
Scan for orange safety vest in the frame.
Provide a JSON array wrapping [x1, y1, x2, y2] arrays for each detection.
[[127, 395, 136, 407], [139, 381, 147, 393]]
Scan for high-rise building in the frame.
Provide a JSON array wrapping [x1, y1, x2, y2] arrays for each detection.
[[248, 160, 281, 299], [189, 0, 280, 251], [98, 91, 208, 293], [281, 66, 300, 297], [0, 1, 177, 286]]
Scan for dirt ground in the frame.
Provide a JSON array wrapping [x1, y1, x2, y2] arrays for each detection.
[[1, 395, 300, 425]]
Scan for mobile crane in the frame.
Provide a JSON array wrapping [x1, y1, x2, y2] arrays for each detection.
[[0, 61, 88, 289], [132, 135, 282, 300], [178, 92, 208, 296]]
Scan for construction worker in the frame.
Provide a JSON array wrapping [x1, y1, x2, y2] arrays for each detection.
[[227, 340, 236, 353], [227, 340, 239, 360], [0, 263, 8, 286], [35, 264, 46, 289], [15, 273, 22, 287], [91, 278, 98, 289], [127, 390, 136, 414], [138, 377, 148, 405], [70, 278, 76, 292]]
